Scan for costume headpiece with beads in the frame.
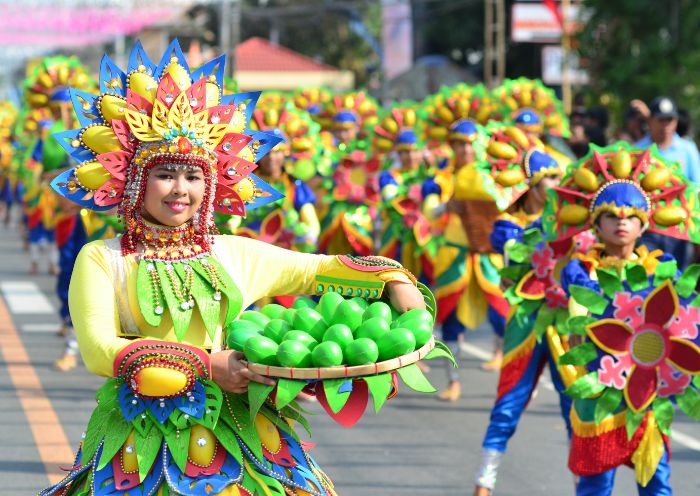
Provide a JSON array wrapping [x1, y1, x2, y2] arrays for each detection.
[[493, 78, 570, 138], [49, 40, 285, 254], [543, 142, 700, 242], [24, 55, 94, 109]]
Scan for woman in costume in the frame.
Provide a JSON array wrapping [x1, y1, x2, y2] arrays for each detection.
[[472, 126, 584, 495], [0, 101, 18, 225], [548, 143, 700, 495], [41, 40, 425, 496]]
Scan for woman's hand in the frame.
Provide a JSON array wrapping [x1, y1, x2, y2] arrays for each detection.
[[387, 281, 426, 313], [211, 350, 276, 393]]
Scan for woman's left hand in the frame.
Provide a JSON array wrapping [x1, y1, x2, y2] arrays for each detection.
[[386, 281, 426, 313]]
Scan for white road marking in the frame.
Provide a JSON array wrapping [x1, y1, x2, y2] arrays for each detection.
[[22, 323, 61, 333], [459, 340, 700, 452], [0, 281, 54, 314]]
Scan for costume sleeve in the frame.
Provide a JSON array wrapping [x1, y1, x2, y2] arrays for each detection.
[[224, 236, 416, 306], [561, 258, 599, 295], [490, 218, 524, 255], [68, 241, 132, 377], [379, 170, 400, 200]]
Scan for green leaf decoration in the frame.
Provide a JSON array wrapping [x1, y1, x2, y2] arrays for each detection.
[[279, 404, 312, 438], [676, 264, 700, 298], [82, 394, 120, 462], [156, 262, 193, 342], [694, 376, 700, 388], [95, 379, 120, 404], [554, 308, 570, 335], [523, 227, 544, 247], [242, 464, 286, 496], [222, 393, 263, 461], [136, 261, 163, 328], [248, 381, 274, 422], [653, 260, 678, 287], [595, 268, 625, 299], [507, 243, 534, 264], [192, 257, 243, 328], [189, 267, 219, 341], [197, 379, 223, 430], [568, 315, 597, 336], [275, 379, 308, 410], [594, 388, 623, 425], [96, 415, 131, 470], [559, 342, 598, 366], [652, 397, 674, 436], [164, 427, 191, 472], [131, 410, 155, 437], [519, 299, 542, 316], [152, 411, 176, 437], [569, 285, 609, 315], [397, 363, 436, 393], [533, 307, 554, 342], [677, 387, 700, 420], [135, 426, 164, 481], [323, 379, 352, 414], [417, 282, 437, 322], [564, 372, 606, 399], [625, 264, 649, 292], [424, 346, 457, 368], [626, 409, 645, 441], [363, 374, 394, 413], [213, 420, 244, 465]]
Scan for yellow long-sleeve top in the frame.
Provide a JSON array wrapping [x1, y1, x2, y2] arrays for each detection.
[[70, 235, 414, 377]]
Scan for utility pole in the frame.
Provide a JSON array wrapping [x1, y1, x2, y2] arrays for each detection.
[[561, 0, 571, 114], [220, 0, 241, 79], [483, 0, 506, 89]]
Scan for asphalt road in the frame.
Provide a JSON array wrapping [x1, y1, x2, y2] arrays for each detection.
[[1, 221, 699, 495]]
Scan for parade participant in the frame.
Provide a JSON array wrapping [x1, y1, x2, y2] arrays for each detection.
[[374, 104, 438, 281], [42, 40, 424, 496], [472, 126, 583, 495], [546, 143, 700, 495], [0, 101, 18, 226], [321, 91, 378, 148]]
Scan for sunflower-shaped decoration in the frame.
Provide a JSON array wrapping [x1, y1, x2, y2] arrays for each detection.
[[493, 77, 570, 138], [372, 103, 426, 154], [49, 40, 286, 252], [292, 86, 333, 127], [24, 55, 94, 109], [423, 83, 498, 145], [320, 90, 379, 135], [543, 142, 700, 243], [332, 149, 381, 204]]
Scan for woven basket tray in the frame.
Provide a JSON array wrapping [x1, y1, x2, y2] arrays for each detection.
[[246, 336, 435, 380]]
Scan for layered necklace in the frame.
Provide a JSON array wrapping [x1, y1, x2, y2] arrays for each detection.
[[132, 213, 240, 342]]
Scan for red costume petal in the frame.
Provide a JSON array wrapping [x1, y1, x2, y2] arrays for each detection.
[[624, 366, 658, 413], [643, 280, 679, 328], [586, 319, 633, 355], [667, 338, 700, 374]]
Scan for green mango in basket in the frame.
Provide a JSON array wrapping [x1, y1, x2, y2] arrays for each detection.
[[363, 301, 392, 322], [281, 308, 297, 325], [283, 330, 319, 350], [401, 318, 434, 348], [293, 307, 327, 341], [330, 299, 364, 331], [355, 317, 390, 342], [323, 323, 354, 352], [263, 319, 292, 343], [311, 341, 344, 367], [377, 328, 416, 361], [261, 303, 287, 320], [394, 308, 433, 327], [226, 320, 263, 351], [316, 292, 345, 322], [292, 297, 317, 310], [345, 338, 379, 366], [239, 310, 271, 328], [277, 340, 313, 368], [244, 335, 279, 365], [350, 296, 369, 310]]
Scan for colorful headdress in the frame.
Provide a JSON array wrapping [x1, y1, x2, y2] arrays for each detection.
[[544, 142, 700, 242], [372, 104, 425, 153], [321, 91, 378, 132], [292, 87, 332, 121], [24, 55, 94, 109], [423, 83, 498, 143], [466, 125, 559, 210], [50, 40, 285, 252], [493, 78, 570, 138]]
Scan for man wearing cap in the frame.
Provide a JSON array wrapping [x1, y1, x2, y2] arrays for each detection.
[[635, 96, 700, 268]]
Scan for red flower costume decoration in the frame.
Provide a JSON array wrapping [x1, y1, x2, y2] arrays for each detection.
[[586, 281, 700, 412], [332, 150, 380, 205]]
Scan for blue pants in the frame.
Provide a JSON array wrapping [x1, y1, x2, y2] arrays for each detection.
[[442, 305, 506, 342], [28, 224, 54, 243], [56, 218, 86, 325], [576, 449, 671, 496], [482, 338, 572, 452]]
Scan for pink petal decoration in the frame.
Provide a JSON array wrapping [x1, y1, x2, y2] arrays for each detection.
[[155, 73, 181, 110], [126, 89, 154, 117], [93, 178, 124, 206], [186, 78, 207, 114], [96, 151, 130, 181]]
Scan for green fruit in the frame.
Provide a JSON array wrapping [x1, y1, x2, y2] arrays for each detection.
[[283, 330, 318, 349], [226, 319, 263, 351], [355, 317, 390, 342], [399, 318, 434, 348], [377, 328, 416, 361], [323, 324, 354, 352], [316, 292, 345, 321], [350, 297, 369, 310], [330, 299, 364, 331], [239, 310, 271, 328], [261, 304, 287, 320], [263, 319, 292, 343], [345, 338, 379, 366], [311, 341, 344, 367], [293, 307, 327, 341], [276, 341, 312, 368], [281, 308, 297, 325], [396, 308, 433, 326], [363, 301, 392, 322], [292, 297, 317, 310], [244, 335, 279, 365]]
